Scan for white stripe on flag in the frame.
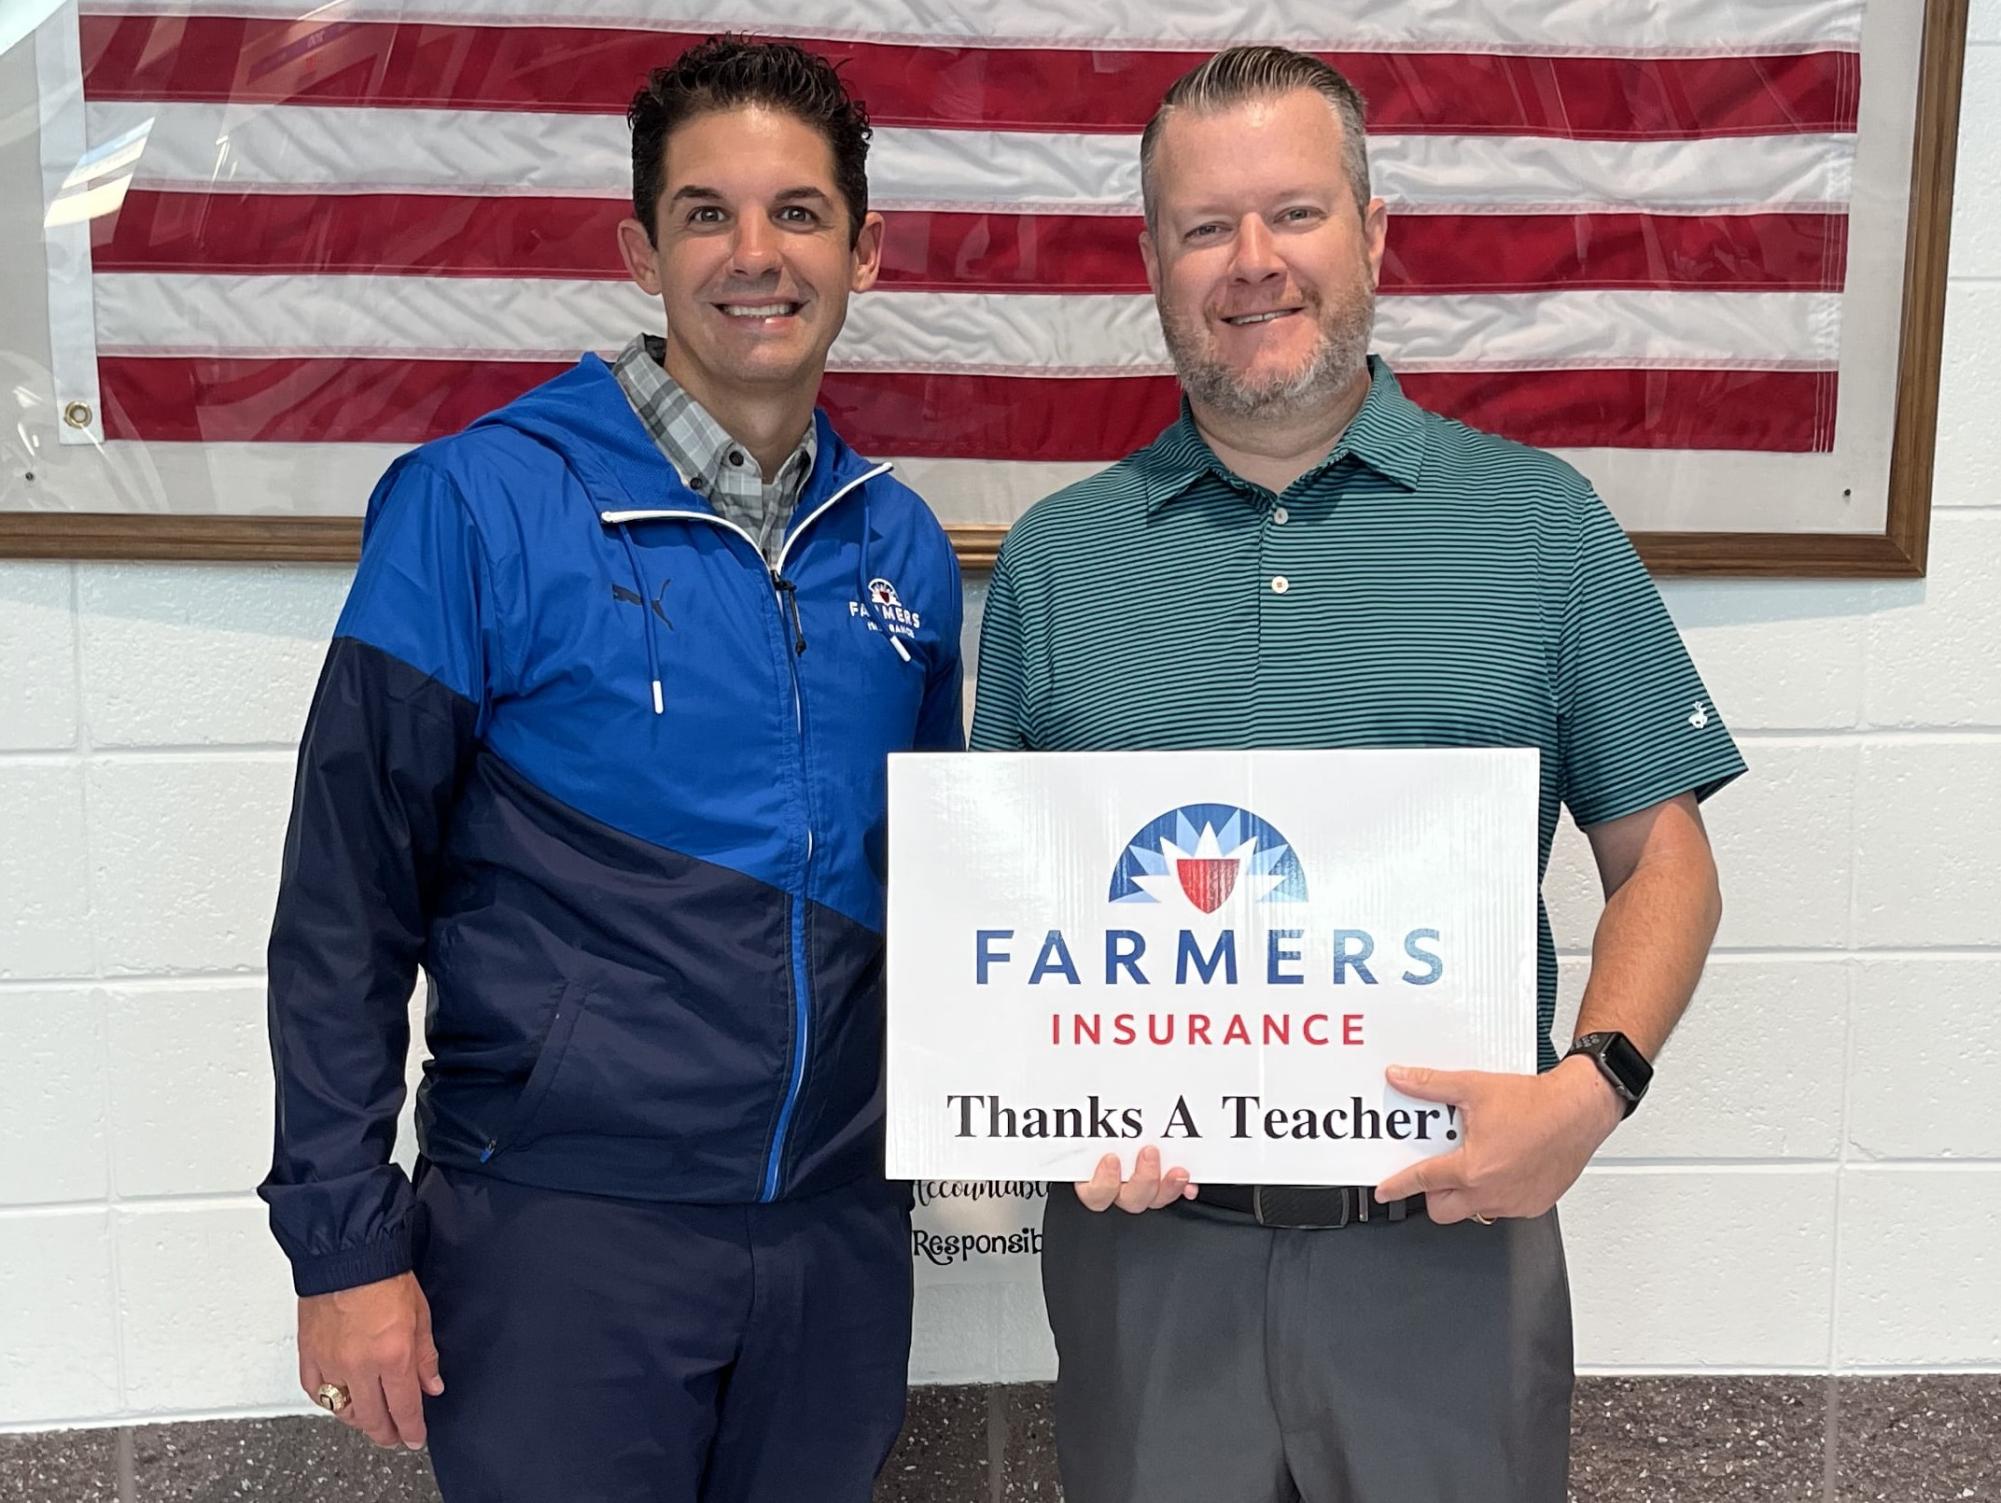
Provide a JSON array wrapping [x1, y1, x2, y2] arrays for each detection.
[[77, 0, 1866, 56], [93, 274, 1844, 371], [94, 101, 1858, 215]]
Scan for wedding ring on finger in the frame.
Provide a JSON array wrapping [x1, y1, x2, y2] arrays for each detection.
[[1472, 1213, 1495, 1225], [314, 1382, 352, 1414]]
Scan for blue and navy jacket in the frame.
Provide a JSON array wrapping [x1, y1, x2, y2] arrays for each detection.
[[258, 354, 964, 1296]]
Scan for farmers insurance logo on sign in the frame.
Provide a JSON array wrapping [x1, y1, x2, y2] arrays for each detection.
[[1108, 803, 1308, 914], [973, 801, 1444, 1002]]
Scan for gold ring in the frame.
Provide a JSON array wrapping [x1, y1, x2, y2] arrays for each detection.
[[1472, 1213, 1495, 1225], [314, 1382, 351, 1414]]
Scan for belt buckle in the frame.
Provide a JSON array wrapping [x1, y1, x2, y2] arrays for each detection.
[[1252, 1186, 1353, 1229]]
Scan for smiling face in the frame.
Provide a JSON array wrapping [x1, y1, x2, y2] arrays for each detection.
[[1141, 89, 1387, 422], [617, 104, 883, 404]]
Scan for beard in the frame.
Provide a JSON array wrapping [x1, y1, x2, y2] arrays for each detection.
[[1157, 268, 1375, 420]]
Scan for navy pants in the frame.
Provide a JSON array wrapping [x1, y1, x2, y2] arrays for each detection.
[[413, 1160, 913, 1503]]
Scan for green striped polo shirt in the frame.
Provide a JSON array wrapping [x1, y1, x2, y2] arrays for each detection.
[[970, 356, 1746, 1071]]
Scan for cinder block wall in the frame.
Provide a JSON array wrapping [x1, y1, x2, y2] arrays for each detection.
[[7, 24, 2001, 1440]]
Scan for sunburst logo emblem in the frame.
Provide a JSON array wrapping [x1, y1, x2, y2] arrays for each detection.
[[1107, 803, 1308, 914]]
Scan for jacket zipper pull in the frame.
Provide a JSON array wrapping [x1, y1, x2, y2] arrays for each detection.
[[774, 575, 807, 654]]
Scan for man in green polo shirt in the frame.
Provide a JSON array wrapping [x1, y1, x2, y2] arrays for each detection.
[[969, 45, 1746, 1503]]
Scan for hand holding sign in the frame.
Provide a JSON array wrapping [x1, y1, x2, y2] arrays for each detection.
[[1074, 1145, 1199, 1213], [1371, 1058, 1625, 1224]]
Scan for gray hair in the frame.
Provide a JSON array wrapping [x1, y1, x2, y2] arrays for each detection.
[[1138, 46, 1371, 228]]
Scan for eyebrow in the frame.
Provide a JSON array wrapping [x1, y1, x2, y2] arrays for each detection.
[[667, 186, 832, 205], [1178, 188, 1334, 216]]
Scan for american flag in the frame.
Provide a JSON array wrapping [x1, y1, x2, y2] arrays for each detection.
[[68, 0, 1861, 509]]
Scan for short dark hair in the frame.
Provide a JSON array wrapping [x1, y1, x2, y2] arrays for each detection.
[[1139, 46, 1370, 227], [628, 36, 873, 246]]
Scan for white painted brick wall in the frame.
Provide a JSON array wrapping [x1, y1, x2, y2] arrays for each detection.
[[88, 756, 296, 975], [1565, 1169, 1840, 1370], [1846, 959, 2001, 1161], [8, 40, 2001, 1436], [77, 566, 346, 749], [1836, 1168, 2001, 1366], [0, 990, 108, 1206], [115, 1202, 302, 1412], [104, 982, 272, 1198], [0, 1213, 121, 1426], [0, 567, 78, 750]]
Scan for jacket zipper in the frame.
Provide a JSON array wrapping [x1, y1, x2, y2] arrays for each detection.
[[600, 462, 892, 1202], [767, 603, 815, 1202]]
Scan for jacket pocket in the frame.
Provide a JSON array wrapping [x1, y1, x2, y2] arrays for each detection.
[[481, 980, 589, 1161]]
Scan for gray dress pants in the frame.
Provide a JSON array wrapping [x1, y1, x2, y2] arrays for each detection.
[[1040, 1190, 1574, 1503]]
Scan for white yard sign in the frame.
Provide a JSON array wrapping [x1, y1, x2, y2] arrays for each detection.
[[888, 749, 1540, 1185]]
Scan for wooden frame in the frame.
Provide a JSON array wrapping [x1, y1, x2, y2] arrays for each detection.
[[0, 0, 1965, 577], [1623, 0, 1966, 579]]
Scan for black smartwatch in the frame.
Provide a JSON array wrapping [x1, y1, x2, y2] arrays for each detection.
[[1565, 1031, 1653, 1118]]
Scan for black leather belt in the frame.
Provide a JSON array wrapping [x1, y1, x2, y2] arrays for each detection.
[[1194, 1184, 1424, 1228]]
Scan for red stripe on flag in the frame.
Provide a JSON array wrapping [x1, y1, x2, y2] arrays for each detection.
[[79, 15, 1862, 138], [1400, 368, 1837, 452], [98, 358, 1837, 454], [93, 193, 1850, 294], [1382, 211, 1849, 295], [99, 355, 575, 446]]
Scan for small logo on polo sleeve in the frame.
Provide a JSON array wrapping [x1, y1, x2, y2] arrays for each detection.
[[1689, 702, 1710, 729]]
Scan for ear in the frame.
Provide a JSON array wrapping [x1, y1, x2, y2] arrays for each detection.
[[1138, 224, 1161, 296], [849, 210, 886, 293], [1362, 196, 1388, 291], [617, 216, 663, 297]]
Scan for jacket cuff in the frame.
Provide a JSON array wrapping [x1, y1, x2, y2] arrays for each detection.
[[287, 1224, 414, 1298]]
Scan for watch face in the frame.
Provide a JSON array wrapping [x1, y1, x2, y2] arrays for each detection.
[[1600, 1033, 1654, 1097]]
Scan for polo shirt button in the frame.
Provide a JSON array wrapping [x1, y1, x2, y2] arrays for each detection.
[[1272, 507, 1290, 525], [1271, 575, 1290, 595], [728, 449, 745, 467]]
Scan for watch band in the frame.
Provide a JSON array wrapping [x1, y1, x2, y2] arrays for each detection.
[[1566, 1031, 1654, 1118]]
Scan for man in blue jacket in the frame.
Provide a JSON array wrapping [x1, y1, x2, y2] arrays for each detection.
[[258, 38, 963, 1502]]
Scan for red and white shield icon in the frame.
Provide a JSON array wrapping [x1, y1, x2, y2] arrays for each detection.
[[1177, 858, 1239, 913]]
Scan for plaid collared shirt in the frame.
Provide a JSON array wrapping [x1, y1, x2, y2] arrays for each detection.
[[612, 334, 818, 565]]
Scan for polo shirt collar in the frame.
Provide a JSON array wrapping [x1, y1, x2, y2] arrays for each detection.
[[1136, 355, 1429, 511]]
